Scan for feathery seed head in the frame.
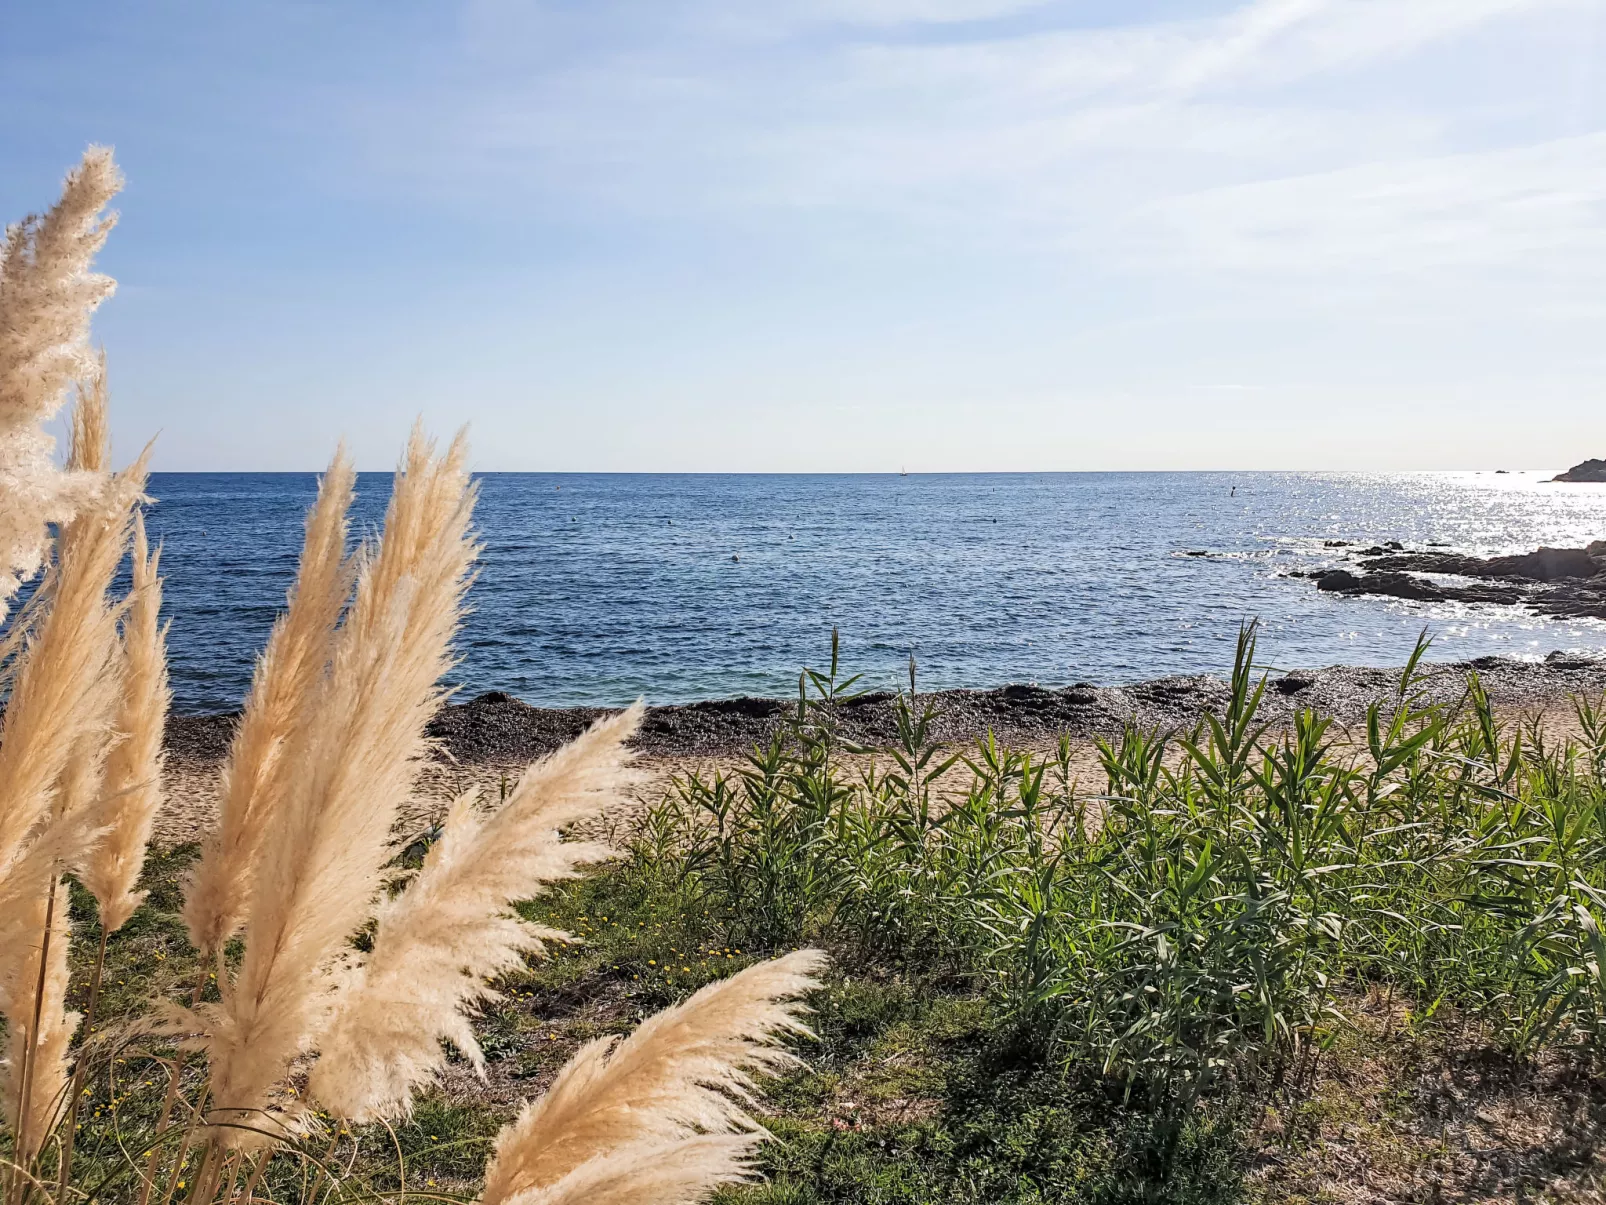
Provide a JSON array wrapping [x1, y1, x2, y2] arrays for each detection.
[[194, 428, 479, 1141], [481, 949, 825, 1205], [0, 453, 147, 877], [80, 510, 170, 932], [0, 147, 122, 619], [181, 448, 357, 955], [309, 702, 645, 1120]]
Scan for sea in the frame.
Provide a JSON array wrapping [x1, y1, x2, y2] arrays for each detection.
[[128, 471, 1606, 715]]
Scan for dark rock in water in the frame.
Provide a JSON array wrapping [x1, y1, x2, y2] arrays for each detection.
[[1536, 582, 1606, 620], [1316, 568, 1441, 597], [1312, 540, 1606, 620], [1552, 459, 1606, 483], [1314, 569, 1362, 592], [1316, 568, 1530, 607], [1361, 546, 1603, 583], [1358, 551, 1487, 576], [1482, 547, 1601, 582]]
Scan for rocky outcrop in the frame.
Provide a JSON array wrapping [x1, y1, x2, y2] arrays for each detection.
[[1310, 544, 1606, 619], [1359, 546, 1603, 582], [1315, 569, 1524, 606], [1552, 459, 1606, 483]]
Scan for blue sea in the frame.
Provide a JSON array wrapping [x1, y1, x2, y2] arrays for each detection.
[[135, 471, 1606, 714]]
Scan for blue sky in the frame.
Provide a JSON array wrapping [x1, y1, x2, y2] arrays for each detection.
[[2, 0, 1603, 471]]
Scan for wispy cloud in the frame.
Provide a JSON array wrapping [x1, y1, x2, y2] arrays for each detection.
[[353, 0, 1603, 272], [1136, 131, 1606, 280]]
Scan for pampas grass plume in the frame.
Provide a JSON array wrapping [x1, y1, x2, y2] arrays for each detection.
[[0, 452, 145, 876], [181, 448, 356, 955], [480, 949, 825, 1205], [0, 147, 122, 619], [195, 428, 478, 1134], [494, 1137, 762, 1205], [81, 510, 170, 932], [0, 451, 144, 1155], [68, 353, 111, 475], [309, 701, 645, 1120]]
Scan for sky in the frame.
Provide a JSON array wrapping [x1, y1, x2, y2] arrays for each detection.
[[1, 0, 1603, 472]]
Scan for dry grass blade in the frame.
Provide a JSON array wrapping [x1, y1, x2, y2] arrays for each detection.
[[181, 448, 356, 955], [481, 949, 825, 1205], [309, 702, 645, 1121], [0, 877, 77, 1160]]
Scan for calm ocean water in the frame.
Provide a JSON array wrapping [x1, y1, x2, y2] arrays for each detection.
[[134, 471, 1606, 714]]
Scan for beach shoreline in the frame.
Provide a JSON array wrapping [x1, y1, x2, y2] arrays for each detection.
[[165, 650, 1606, 769], [146, 650, 1606, 846]]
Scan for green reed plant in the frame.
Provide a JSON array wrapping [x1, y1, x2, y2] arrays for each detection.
[[642, 622, 1606, 1129]]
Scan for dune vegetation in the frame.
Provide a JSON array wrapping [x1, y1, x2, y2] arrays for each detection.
[[4, 151, 1606, 1205]]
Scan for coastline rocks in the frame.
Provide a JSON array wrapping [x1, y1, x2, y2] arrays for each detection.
[[1552, 459, 1606, 483], [1317, 568, 1528, 606], [1360, 546, 1603, 583], [1312, 543, 1606, 620]]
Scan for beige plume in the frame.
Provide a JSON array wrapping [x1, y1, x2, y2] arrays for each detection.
[[68, 353, 111, 475], [0, 452, 145, 877], [0, 879, 79, 1161], [309, 702, 644, 1120], [0, 456, 143, 1159], [481, 949, 825, 1205], [491, 1136, 763, 1205], [181, 448, 357, 956], [80, 510, 170, 932], [0, 147, 122, 620], [0, 801, 120, 1157], [191, 427, 478, 1140]]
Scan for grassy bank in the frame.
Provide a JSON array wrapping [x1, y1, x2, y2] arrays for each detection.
[[53, 629, 1606, 1203]]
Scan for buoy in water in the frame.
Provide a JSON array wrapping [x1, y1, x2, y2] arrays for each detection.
[[732, 554, 740, 562]]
